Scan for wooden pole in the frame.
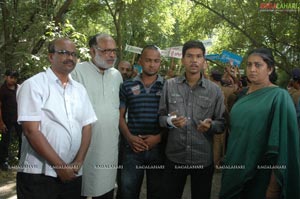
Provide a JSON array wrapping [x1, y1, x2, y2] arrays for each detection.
[[131, 53, 136, 65]]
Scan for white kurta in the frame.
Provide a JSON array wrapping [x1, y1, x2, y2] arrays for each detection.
[[72, 61, 123, 196]]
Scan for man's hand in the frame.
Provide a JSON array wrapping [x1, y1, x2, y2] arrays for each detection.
[[172, 116, 187, 128], [197, 118, 212, 133], [168, 111, 187, 128], [0, 121, 7, 133], [127, 134, 149, 153], [55, 165, 77, 182], [69, 161, 82, 175], [138, 134, 161, 150]]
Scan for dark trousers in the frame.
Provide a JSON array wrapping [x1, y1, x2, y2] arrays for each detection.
[[161, 158, 214, 199], [81, 189, 114, 199], [0, 121, 22, 163], [118, 144, 165, 199], [17, 172, 82, 199]]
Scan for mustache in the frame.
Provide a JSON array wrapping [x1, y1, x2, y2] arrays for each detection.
[[63, 60, 75, 65]]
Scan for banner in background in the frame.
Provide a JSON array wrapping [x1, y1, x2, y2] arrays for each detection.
[[219, 50, 243, 66], [168, 46, 182, 58], [125, 44, 142, 54], [124, 44, 243, 67]]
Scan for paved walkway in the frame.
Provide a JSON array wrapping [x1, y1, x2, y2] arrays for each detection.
[[0, 170, 221, 199]]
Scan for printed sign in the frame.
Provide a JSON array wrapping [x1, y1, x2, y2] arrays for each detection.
[[219, 50, 243, 67], [125, 44, 142, 54], [125, 42, 219, 60], [169, 46, 182, 58]]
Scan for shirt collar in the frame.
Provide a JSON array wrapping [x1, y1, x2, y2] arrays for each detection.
[[133, 74, 164, 84], [176, 73, 208, 88], [46, 67, 74, 86]]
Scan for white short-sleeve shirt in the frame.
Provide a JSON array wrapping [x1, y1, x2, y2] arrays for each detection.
[[17, 68, 97, 177]]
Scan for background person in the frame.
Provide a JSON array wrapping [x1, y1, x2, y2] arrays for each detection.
[[0, 70, 22, 171], [288, 68, 300, 107], [287, 68, 300, 129], [117, 60, 133, 80]]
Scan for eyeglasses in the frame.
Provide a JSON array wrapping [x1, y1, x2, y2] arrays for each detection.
[[95, 47, 118, 55], [53, 50, 78, 58]]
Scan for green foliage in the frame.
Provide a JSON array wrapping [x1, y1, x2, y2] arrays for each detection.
[[17, 20, 89, 82], [191, 0, 300, 86], [1, 0, 299, 86]]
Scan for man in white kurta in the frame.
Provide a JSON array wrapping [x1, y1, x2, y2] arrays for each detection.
[[72, 33, 123, 198]]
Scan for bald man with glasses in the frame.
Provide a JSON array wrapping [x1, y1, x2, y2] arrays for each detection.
[[16, 38, 97, 199]]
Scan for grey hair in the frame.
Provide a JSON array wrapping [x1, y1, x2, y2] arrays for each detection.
[[88, 33, 113, 48]]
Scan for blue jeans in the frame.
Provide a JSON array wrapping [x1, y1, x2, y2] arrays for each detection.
[[118, 143, 164, 199]]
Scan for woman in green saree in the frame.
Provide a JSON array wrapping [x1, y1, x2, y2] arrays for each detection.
[[220, 48, 300, 199]]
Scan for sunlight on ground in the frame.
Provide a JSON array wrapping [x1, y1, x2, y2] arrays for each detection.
[[0, 171, 17, 199]]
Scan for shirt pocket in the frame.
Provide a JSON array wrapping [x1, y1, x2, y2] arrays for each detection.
[[168, 96, 185, 116], [194, 98, 213, 120]]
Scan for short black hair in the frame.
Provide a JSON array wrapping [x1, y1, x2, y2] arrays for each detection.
[[240, 75, 248, 87], [291, 68, 300, 81], [210, 70, 222, 82], [182, 40, 206, 58], [5, 69, 19, 78]]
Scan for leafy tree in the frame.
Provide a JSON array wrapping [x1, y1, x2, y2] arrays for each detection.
[[191, 0, 300, 86], [0, 0, 86, 79], [1, 0, 298, 87]]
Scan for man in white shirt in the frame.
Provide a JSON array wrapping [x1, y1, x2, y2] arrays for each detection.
[[16, 38, 97, 199], [72, 33, 123, 199]]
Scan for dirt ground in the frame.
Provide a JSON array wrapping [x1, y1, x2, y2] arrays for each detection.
[[0, 170, 17, 199]]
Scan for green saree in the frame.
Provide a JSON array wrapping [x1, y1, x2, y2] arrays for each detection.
[[220, 87, 300, 199]]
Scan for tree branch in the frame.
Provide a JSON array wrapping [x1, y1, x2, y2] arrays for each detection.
[[192, 0, 262, 47], [31, 0, 73, 54]]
